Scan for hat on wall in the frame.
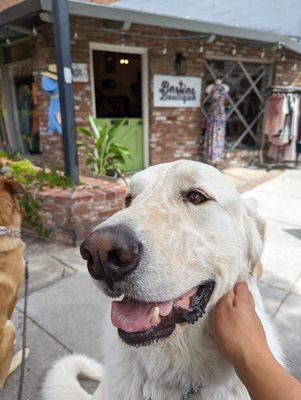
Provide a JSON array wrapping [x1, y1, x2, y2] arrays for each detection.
[[41, 64, 58, 80]]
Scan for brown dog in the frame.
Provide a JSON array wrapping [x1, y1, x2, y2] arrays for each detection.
[[0, 178, 28, 389]]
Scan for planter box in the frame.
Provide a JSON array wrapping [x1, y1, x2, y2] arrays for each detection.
[[23, 176, 127, 246]]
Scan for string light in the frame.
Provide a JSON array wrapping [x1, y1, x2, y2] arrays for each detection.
[[207, 34, 216, 43], [67, 25, 300, 63], [198, 40, 204, 53], [292, 61, 298, 71], [120, 33, 125, 50], [73, 31, 79, 40], [101, 26, 208, 42], [32, 25, 38, 36]]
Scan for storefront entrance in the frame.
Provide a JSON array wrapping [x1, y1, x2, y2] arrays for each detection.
[[0, 41, 40, 155], [90, 43, 148, 172], [14, 74, 40, 154], [202, 58, 272, 151]]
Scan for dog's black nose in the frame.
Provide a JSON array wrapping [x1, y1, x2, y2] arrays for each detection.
[[80, 225, 142, 288]]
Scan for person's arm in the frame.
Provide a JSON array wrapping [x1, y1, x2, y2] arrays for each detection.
[[214, 282, 301, 400]]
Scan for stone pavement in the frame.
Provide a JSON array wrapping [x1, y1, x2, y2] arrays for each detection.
[[1, 167, 301, 399]]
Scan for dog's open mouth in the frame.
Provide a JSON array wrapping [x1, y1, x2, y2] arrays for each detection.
[[111, 280, 215, 346]]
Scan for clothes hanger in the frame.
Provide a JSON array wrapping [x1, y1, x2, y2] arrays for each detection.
[[205, 79, 230, 94]]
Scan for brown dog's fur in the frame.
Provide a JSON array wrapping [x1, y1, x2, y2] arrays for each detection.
[[0, 178, 25, 388]]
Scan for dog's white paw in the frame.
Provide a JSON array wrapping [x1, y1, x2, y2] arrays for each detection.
[[8, 348, 30, 375]]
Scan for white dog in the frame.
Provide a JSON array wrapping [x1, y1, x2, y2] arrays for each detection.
[[42, 160, 283, 400]]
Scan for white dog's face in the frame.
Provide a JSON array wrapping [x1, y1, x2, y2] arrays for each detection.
[[81, 160, 263, 346]]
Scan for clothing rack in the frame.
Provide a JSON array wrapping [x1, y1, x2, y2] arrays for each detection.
[[262, 85, 301, 98], [271, 85, 301, 93], [258, 86, 301, 171]]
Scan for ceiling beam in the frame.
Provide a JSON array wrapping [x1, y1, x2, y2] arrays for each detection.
[[5, 24, 39, 37], [0, 0, 41, 26]]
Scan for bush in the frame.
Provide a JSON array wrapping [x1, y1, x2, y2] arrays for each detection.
[[9, 159, 37, 185]]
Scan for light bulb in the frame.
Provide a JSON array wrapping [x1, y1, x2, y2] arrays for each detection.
[[120, 34, 125, 50]]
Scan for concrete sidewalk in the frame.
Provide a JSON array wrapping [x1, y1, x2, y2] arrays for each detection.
[[243, 169, 301, 378], [2, 169, 301, 399]]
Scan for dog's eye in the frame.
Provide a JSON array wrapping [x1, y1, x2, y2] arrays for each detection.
[[124, 194, 133, 208], [185, 190, 209, 205]]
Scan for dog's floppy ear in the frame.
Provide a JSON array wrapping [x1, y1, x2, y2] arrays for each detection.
[[242, 198, 265, 277], [2, 178, 25, 195]]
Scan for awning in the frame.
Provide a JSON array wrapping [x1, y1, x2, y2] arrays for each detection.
[[0, 0, 301, 54], [41, 0, 301, 54]]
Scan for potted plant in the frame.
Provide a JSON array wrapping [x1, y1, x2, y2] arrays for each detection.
[[77, 116, 132, 179]]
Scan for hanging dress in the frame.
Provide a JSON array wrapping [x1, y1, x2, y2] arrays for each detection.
[[41, 76, 62, 135], [204, 84, 227, 164]]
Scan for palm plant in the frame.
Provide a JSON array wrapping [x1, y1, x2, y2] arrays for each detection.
[[77, 116, 132, 177]]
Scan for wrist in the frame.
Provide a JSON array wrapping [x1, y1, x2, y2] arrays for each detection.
[[232, 345, 275, 378]]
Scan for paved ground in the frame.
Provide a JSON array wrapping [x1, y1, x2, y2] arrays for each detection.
[[2, 167, 301, 399]]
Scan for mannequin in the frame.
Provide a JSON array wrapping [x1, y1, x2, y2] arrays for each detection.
[[41, 64, 62, 136], [205, 79, 230, 94]]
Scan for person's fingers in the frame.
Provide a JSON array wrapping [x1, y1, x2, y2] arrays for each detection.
[[215, 289, 235, 312], [234, 282, 255, 308]]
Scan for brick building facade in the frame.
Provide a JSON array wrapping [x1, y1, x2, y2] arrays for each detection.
[[27, 17, 300, 172], [1, 0, 301, 173]]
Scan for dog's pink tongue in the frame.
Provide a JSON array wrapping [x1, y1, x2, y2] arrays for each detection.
[[111, 299, 173, 333]]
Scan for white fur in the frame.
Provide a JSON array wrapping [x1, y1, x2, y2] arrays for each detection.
[[42, 161, 283, 400], [42, 354, 104, 400]]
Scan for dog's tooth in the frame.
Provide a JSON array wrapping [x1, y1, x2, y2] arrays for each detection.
[[150, 306, 160, 324]]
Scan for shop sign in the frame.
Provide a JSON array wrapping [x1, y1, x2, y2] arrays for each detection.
[[154, 75, 202, 107], [72, 63, 89, 83]]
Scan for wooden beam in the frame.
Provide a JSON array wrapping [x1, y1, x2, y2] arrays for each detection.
[[0, 0, 41, 26]]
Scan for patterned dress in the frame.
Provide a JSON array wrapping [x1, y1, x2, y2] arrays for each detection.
[[204, 84, 227, 164]]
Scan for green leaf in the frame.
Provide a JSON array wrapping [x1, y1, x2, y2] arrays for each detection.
[[77, 127, 93, 137], [88, 115, 101, 140]]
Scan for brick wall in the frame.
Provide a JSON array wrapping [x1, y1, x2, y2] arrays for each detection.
[[25, 176, 126, 245], [31, 18, 301, 171]]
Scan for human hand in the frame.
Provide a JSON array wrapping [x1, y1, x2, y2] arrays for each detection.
[[214, 282, 271, 371], [214, 282, 301, 400]]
